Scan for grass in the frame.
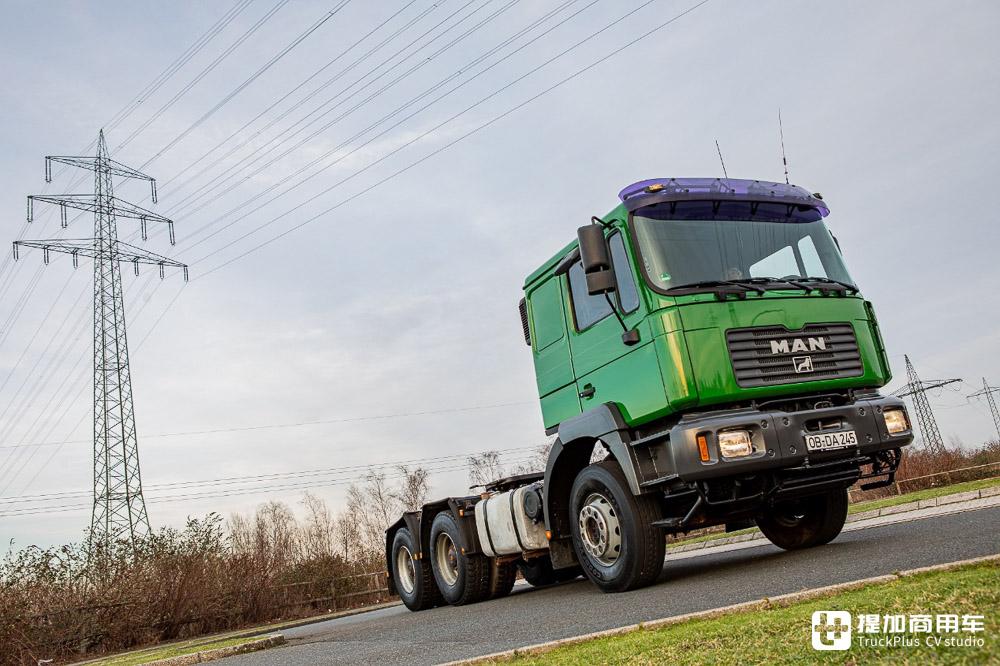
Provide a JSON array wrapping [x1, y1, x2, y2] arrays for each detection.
[[81, 635, 269, 666], [848, 476, 1000, 514], [498, 560, 999, 665], [668, 475, 1000, 550]]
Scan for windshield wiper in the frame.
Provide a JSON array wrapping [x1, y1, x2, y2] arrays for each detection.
[[665, 280, 766, 300], [793, 276, 859, 294]]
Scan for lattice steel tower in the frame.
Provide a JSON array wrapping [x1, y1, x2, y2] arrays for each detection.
[[970, 379, 1000, 441], [13, 131, 187, 545], [895, 355, 960, 455]]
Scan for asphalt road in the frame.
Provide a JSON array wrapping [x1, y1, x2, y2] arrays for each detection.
[[222, 503, 1000, 666]]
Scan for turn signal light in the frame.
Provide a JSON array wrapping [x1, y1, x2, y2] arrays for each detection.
[[697, 433, 711, 462]]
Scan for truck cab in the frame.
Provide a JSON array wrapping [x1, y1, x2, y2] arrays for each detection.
[[386, 178, 913, 610]]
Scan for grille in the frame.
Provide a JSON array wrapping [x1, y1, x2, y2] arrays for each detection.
[[726, 323, 863, 388]]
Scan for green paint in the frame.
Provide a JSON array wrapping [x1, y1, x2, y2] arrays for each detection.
[[523, 201, 891, 431]]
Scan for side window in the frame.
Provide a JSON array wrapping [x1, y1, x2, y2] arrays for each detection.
[[568, 232, 640, 331], [609, 233, 639, 313], [568, 262, 612, 330]]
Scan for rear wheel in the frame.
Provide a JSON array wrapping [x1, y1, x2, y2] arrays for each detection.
[[391, 528, 441, 611], [488, 559, 518, 599], [429, 511, 491, 605], [756, 487, 849, 550], [570, 461, 665, 593]]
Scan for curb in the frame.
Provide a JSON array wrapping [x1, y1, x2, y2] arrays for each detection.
[[667, 483, 1000, 554], [442, 554, 1000, 665], [144, 634, 286, 666]]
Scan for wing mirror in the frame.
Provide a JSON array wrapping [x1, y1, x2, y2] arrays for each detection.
[[577, 224, 617, 296]]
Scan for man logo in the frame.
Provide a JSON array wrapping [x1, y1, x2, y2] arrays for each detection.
[[770, 337, 827, 355], [793, 356, 814, 373], [812, 610, 852, 651]]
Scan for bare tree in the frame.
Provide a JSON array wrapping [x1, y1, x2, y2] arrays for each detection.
[[467, 450, 506, 486], [299, 493, 336, 560], [392, 465, 430, 511]]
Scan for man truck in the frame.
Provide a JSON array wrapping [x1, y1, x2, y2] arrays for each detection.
[[385, 177, 914, 610]]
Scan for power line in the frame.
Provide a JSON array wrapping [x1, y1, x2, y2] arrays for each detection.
[[0, 400, 532, 451], [140, 0, 353, 168], [166, 0, 498, 218], [176, 0, 595, 255], [156, 0, 424, 196], [114, 0, 292, 154], [0, 451, 545, 517], [1, 445, 541, 504], [196, 0, 710, 277]]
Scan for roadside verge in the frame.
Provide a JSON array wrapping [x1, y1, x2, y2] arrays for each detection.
[[445, 554, 1000, 665]]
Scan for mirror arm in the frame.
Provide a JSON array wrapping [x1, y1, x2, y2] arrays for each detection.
[[603, 292, 640, 346]]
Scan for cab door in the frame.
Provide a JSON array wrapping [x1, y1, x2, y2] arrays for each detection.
[[567, 232, 665, 424], [527, 274, 580, 430]]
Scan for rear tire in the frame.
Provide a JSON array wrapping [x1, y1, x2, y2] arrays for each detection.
[[488, 560, 518, 599], [517, 555, 582, 587], [429, 511, 491, 605], [570, 460, 665, 593], [755, 487, 849, 550], [391, 527, 441, 611]]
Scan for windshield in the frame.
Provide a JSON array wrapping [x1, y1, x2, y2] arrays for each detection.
[[631, 206, 853, 292]]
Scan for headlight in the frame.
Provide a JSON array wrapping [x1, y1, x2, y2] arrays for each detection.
[[718, 430, 753, 458], [883, 407, 910, 434]]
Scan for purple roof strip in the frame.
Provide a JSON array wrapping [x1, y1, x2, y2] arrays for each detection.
[[618, 177, 829, 217]]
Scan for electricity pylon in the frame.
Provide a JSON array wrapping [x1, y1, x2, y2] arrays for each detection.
[[13, 131, 187, 546], [969, 378, 1000, 441], [893, 355, 960, 455]]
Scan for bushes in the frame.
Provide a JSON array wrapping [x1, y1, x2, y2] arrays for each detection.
[[0, 482, 406, 666]]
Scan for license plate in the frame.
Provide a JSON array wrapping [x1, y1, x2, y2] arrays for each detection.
[[804, 430, 857, 452]]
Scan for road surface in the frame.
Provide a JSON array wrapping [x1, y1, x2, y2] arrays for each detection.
[[221, 500, 1000, 665]]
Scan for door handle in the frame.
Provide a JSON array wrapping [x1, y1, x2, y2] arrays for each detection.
[[579, 384, 595, 399]]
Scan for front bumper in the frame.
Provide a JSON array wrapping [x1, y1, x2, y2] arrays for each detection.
[[668, 395, 913, 483]]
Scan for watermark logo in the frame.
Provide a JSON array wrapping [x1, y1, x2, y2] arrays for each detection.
[[811, 611, 986, 651], [812, 610, 852, 651]]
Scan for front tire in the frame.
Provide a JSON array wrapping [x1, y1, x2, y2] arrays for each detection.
[[756, 487, 849, 550], [391, 527, 441, 611], [429, 511, 491, 605], [570, 460, 665, 593]]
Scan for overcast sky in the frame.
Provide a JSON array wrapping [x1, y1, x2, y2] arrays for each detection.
[[1, 0, 997, 547]]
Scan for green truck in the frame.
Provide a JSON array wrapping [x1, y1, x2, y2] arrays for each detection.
[[385, 177, 913, 610]]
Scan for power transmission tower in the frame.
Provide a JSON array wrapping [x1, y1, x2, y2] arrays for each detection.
[[969, 378, 1000, 441], [893, 355, 961, 455], [12, 131, 187, 546]]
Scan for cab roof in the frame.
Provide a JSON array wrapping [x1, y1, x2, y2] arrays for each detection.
[[522, 177, 829, 290]]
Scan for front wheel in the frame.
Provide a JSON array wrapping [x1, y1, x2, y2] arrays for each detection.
[[755, 487, 849, 550], [570, 460, 665, 593]]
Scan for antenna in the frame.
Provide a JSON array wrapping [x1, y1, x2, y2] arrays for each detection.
[[778, 109, 790, 184], [715, 139, 728, 179]]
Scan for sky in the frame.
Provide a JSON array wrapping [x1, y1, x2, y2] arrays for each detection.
[[0, 0, 998, 547]]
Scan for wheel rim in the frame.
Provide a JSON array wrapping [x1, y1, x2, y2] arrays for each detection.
[[396, 545, 416, 594], [434, 532, 460, 586], [578, 492, 622, 567]]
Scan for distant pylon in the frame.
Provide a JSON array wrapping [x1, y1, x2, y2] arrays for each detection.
[[13, 131, 187, 546], [893, 355, 961, 455], [969, 378, 1000, 441]]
